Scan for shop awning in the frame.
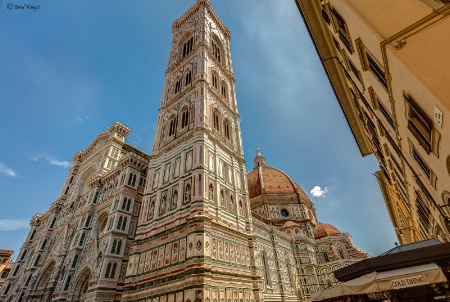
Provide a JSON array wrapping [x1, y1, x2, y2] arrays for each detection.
[[311, 263, 447, 301]]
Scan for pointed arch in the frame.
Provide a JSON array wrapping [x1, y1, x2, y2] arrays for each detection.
[[36, 261, 56, 289], [73, 268, 91, 301]]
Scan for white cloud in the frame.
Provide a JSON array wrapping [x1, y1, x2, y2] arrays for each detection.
[[0, 219, 29, 231], [0, 162, 17, 177], [310, 186, 328, 198], [76, 116, 90, 123], [29, 155, 71, 168]]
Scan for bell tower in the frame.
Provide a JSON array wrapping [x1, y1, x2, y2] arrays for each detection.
[[124, 1, 261, 302]]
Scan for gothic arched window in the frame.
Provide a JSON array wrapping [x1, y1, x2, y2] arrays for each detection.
[[213, 111, 220, 131], [223, 119, 231, 140], [323, 251, 329, 263], [221, 81, 227, 98], [212, 72, 218, 89], [169, 115, 178, 137], [185, 70, 192, 86], [182, 36, 194, 59], [174, 77, 182, 94], [212, 39, 221, 63], [181, 107, 190, 129]]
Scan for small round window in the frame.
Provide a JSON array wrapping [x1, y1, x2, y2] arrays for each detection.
[[280, 209, 289, 217]]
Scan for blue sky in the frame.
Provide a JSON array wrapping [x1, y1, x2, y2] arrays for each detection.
[[0, 0, 397, 259]]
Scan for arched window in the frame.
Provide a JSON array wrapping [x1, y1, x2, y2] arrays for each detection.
[[126, 199, 131, 211], [116, 240, 122, 255], [121, 198, 127, 210], [213, 111, 220, 131], [224, 119, 230, 140], [85, 215, 92, 227], [20, 250, 27, 261], [34, 254, 41, 266], [111, 262, 117, 279], [169, 115, 178, 137], [182, 36, 194, 59], [121, 217, 127, 231], [79, 232, 86, 246], [116, 216, 123, 230], [12, 264, 21, 276], [132, 174, 137, 187], [50, 216, 57, 228], [105, 262, 111, 278], [64, 275, 72, 290], [185, 70, 192, 86], [174, 77, 182, 94], [29, 229, 36, 240], [212, 72, 218, 89], [71, 254, 79, 268], [41, 239, 48, 250], [181, 108, 190, 129], [212, 40, 221, 63], [3, 283, 11, 294], [111, 239, 117, 253], [221, 81, 227, 98]]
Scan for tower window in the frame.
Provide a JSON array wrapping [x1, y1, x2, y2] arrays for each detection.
[[174, 78, 182, 94], [212, 72, 218, 89], [169, 115, 178, 136], [221, 81, 227, 98], [224, 120, 230, 140], [212, 40, 221, 63], [185, 70, 192, 86], [182, 36, 194, 59], [213, 111, 220, 131], [181, 108, 190, 129]]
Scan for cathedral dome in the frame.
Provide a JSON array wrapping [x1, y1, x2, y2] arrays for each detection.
[[313, 223, 342, 239], [247, 149, 313, 208]]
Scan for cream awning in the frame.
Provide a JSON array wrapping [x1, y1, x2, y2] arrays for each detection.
[[311, 263, 447, 301]]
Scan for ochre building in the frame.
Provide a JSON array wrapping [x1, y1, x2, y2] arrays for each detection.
[[295, 0, 450, 244], [1, 1, 368, 301]]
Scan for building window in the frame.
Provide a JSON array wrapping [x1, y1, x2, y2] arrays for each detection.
[[416, 191, 431, 232], [366, 52, 388, 89], [169, 115, 178, 137], [64, 275, 72, 290], [181, 108, 189, 129], [404, 94, 434, 154], [377, 99, 395, 129], [174, 78, 182, 94], [212, 72, 218, 89], [221, 81, 227, 98], [182, 36, 194, 59], [71, 254, 79, 268], [223, 119, 231, 140], [411, 144, 431, 179], [331, 8, 353, 53], [212, 40, 221, 63], [348, 58, 361, 82], [185, 70, 192, 86], [322, 251, 329, 263], [213, 111, 220, 131]]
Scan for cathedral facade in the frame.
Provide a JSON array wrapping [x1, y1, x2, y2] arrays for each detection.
[[1, 1, 367, 302]]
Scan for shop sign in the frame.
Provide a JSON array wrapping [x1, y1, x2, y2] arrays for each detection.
[[391, 274, 429, 289]]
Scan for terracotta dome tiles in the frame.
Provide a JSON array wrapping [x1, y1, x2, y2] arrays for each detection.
[[313, 223, 342, 239]]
